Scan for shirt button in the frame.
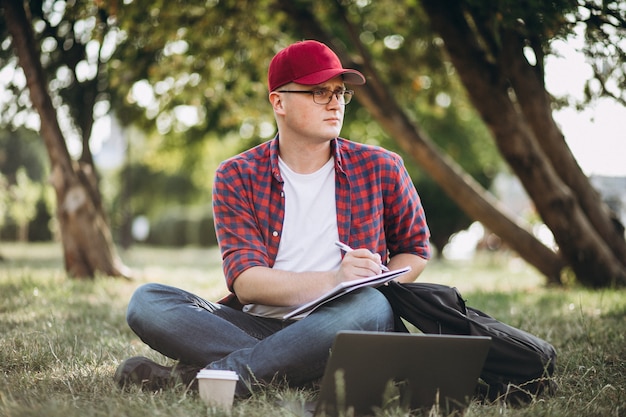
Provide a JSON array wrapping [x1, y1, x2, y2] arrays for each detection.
[[280, 191, 284, 197], [272, 231, 279, 237]]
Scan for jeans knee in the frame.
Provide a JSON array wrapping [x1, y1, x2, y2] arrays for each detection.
[[368, 288, 394, 322], [347, 287, 395, 330], [126, 283, 163, 330]]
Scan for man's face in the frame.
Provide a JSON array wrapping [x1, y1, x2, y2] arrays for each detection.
[[275, 76, 346, 143]]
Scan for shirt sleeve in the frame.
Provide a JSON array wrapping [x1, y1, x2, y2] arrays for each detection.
[[212, 159, 272, 292], [384, 153, 431, 260]]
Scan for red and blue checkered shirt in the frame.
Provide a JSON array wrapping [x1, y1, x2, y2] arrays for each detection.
[[213, 136, 431, 293]]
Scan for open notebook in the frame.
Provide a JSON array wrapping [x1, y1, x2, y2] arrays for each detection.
[[283, 266, 411, 320]]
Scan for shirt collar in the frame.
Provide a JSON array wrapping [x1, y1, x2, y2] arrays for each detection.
[[269, 135, 283, 182], [270, 135, 345, 179], [332, 138, 346, 175]]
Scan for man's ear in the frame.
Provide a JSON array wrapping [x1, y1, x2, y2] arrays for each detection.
[[269, 92, 285, 114]]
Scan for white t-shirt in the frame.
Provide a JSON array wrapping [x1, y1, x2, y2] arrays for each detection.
[[243, 156, 341, 319]]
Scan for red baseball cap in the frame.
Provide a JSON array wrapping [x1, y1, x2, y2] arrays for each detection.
[[268, 40, 366, 91]]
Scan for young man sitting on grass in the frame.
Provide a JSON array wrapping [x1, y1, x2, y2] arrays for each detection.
[[115, 39, 431, 397]]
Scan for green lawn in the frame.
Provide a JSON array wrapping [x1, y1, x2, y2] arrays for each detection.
[[0, 242, 624, 416]]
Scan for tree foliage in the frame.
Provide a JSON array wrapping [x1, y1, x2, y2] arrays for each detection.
[[7, 168, 41, 241], [572, 1, 626, 107], [0, 128, 51, 241], [0, 0, 113, 162]]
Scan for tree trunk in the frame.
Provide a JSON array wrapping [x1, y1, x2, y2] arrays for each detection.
[[419, 0, 626, 287], [3, 0, 131, 279], [498, 29, 626, 269], [277, 0, 566, 284]]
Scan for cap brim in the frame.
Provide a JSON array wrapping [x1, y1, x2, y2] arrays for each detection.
[[294, 68, 366, 86]]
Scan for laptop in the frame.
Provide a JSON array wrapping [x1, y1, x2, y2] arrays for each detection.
[[313, 331, 491, 416]]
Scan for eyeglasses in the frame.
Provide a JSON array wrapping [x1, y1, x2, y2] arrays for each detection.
[[277, 88, 354, 105]]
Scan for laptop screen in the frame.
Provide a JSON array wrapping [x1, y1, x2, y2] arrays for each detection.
[[315, 331, 491, 416]]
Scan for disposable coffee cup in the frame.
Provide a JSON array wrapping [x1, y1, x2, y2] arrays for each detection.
[[196, 369, 239, 410]]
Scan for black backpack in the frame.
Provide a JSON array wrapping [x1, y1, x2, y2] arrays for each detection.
[[378, 281, 557, 403]]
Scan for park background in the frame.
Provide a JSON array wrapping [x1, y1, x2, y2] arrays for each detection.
[[1, 1, 625, 416]]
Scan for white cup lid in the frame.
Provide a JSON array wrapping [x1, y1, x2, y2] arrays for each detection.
[[196, 369, 239, 381]]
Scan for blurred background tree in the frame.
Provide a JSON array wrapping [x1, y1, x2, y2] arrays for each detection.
[[1, 0, 130, 278], [0, 128, 52, 242]]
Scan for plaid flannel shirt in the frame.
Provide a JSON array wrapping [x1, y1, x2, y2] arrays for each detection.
[[212, 136, 431, 293]]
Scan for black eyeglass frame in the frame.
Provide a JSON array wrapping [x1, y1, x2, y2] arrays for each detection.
[[277, 88, 355, 105]]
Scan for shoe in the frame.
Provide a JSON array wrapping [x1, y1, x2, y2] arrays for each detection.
[[114, 356, 200, 391]]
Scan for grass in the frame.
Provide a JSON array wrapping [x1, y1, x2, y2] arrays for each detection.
[[0, 242, 624, 416]]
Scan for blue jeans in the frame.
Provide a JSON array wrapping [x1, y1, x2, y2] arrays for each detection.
[[126, 283, 394, 396]]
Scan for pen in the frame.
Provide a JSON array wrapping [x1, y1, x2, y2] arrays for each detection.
[[334, 241, 390, 272]]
